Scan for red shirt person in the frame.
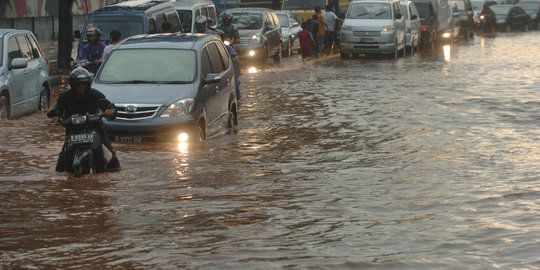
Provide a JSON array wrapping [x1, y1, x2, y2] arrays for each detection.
[[296, 22, 315, 61]]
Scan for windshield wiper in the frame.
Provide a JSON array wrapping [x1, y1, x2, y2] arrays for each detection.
[[109, 80, 156, 84], [159, 81, 192, 84]]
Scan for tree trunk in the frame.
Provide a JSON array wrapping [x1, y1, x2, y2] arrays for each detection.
[[57, 0, 74, 69]]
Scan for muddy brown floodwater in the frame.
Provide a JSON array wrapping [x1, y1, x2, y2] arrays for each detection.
[[1, 32, 539, 269]]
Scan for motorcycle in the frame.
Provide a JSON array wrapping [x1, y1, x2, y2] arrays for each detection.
[[58, 111, 112, 177]]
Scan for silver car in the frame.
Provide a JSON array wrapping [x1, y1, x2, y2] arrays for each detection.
[[0, 29, 51, 119], [275, 10, 302, 57], [340, 0, 406, 59]]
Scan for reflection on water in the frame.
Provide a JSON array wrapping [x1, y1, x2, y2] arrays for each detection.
[[1, 32, 539, 269], [247, 66, 258, 73]]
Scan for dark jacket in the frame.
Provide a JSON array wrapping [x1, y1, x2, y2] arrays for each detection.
[[48, 87, 115, 120]]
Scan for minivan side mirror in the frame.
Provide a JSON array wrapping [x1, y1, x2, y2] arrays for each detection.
[[9, 58, 28, 69], [74, 30, 81, 39], [411, 14, 418, 20], [292, 22, 299, 27], [204, 73, 222, 85], [453, 12, 460, 17]]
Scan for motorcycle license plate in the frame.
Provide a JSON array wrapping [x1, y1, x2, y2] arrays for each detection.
[[70, 133, 95, 144]]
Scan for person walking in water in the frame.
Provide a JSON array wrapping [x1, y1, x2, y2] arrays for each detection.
[[296, 22, 315, 61]]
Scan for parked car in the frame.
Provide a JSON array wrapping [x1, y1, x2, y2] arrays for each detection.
[[0, 29, 50, 120], [450, 0, 475, 38], [340, 0, 406, 58], [490, 4, 531, 31], [75, 1, 181, 57], [413, 0, 437, 47], [275, 10, 302, 57], [174, 1, 218, 33], [92, 33, 238, 143], [218, 8, 283, 65], [400, 0, 421, 53], [516, 0, 540, 29]]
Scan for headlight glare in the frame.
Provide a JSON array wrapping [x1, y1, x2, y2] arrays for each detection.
[[382, 25, 395, 32]]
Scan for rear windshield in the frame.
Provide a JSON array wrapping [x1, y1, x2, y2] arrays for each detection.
[[283, 0, 326, 10], [347, 3, 392, 19], [449, 0, 466, 11], [83, 16, 144, 42], [230, 13, 263, 30], [277, 14, 290, 27], [97, 49, 197, 84], [414, 2, 433, 23], [177, 10, 193, 33], [0, 38, 3, 66], [489, 6, 511, 15]]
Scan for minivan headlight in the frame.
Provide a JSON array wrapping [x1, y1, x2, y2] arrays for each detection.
[[160, 98, 194, 118], [382, 25, 395, 32], [251, 34, 261, 42], [341, 25, 352, 31]]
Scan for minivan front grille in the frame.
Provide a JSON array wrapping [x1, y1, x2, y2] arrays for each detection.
[[239, 36, 251, 45], [115, 104, 161, 120], [353, 31, 381, 37]]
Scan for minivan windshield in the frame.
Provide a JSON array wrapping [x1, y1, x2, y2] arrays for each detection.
[[230, 13, 263, 30], [347, 3, 392, 19], [177, 10, 193, 33], [489, 5, 511, 15], [97, 49, 196, 84], [517, 1, 539, 11], [283, 0, 326, 10], [277, 14, 290, 27], [83, 16, 144, 42], [471, 0, 482, 10]]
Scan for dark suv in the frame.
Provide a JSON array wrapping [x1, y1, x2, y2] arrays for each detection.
[[219, 8, 283, 65], [92, 33, 238, 143]]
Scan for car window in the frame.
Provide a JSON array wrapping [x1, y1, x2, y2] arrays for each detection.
[[165, 10, 181, 32], [0, 37, 3, 66], [394, 2, 403, 19], [8, 37, 23, 63], [195, 9, 201, 17], [215, 41, 230, 70], [207, 43, 225, 74], [156, 13, 167, 32], [83, 16, 144, 42], [347, 3, 392, 19], [16, 35, 32, 60], [208, 7, 217, 25], [229, 13, 263, 29], [97, 49, 196, 83], [201, 47, 212, 78], [277, 14, 290, 27], [201, 7, 208, 18], [26, 34, 42, 59], [177, 10, 193, 33], [148, 18, 157, 34], [401, 4, 409, 18]]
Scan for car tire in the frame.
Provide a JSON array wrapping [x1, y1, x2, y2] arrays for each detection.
[[0, 94, 9, 120], [228, 105, 238, 134], [273, 45, 281, 64], [39, 85, 50, 112], [193, 124, 206, 145], [283, 42, 291, 57]]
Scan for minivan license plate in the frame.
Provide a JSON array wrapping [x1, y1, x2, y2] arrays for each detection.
[[114, 136, 143, 143], [70, 133, 94, 144]]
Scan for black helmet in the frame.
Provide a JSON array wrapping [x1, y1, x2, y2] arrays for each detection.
[[69, 67, 92, 88], [86, 26, 101, 39]]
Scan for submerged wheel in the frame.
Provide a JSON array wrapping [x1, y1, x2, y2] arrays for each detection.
[[39, 85, 50, 112], [74, 166, 83, 178], [0, 94, 9, 120], [273, 45, 282, 64], [192, 123, 206, 145]]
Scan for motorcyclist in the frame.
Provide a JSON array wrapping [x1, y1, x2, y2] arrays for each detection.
[[218, 30, 241, 100], [195, 16, 216, 34], [76, 27, 106, 74], [479, 3, 496, 33], [47, 68, 120, 173], [218, 12, 240, 44]]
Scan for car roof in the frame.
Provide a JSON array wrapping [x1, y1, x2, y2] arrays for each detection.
[[95, 0, 173, 13], [116, 33, 218, 50], [0, 28, 32, 38], [223, 7, 274, 14], [173, 0, 214, 9]]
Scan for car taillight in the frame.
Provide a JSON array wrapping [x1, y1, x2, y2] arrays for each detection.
[[421, 26, 428, 32]]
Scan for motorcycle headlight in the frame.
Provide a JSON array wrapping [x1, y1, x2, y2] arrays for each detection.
[[480, 15, 485, 20], [382, 25, 395, 32], [224, 40, 231, 46], [160, 98, 194, 118], [71, 115, 87, 125]]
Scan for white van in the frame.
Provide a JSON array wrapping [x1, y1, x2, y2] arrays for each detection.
[[174, 1, 218, 33], [340, 0, 406, 58], [401, 0, 421, 53]]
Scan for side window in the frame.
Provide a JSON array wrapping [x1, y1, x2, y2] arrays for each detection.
[[271, 13, 280, 27], [208, 7, 217, 25], [264, 13, 272, 28], [16, 35, 32, 60], [27, 34, 42, 59], [207, 43, 225, 73], [195, 9, 201, 17], [165, 10, 181, 32], [156, 13, 167, 32], [215, 41, 230, 70], [201, 7, 208, 18], [148, 18, 157, 33], [8, 37, 22, 63], [201, 47, 212, 78], [394, 3, 402, 19]]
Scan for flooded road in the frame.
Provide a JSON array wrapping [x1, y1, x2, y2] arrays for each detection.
[[1, 32, 539, 269]]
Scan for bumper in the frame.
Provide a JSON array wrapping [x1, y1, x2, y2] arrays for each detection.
[[340, 31, 396, 54], [104, 116, 198, 142]]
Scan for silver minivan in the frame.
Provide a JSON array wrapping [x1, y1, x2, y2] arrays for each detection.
[[174, 1, 218, 33], [401, 0, 421, 53], [0, 29, 51, 119], [340, 0, 406, 58]]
